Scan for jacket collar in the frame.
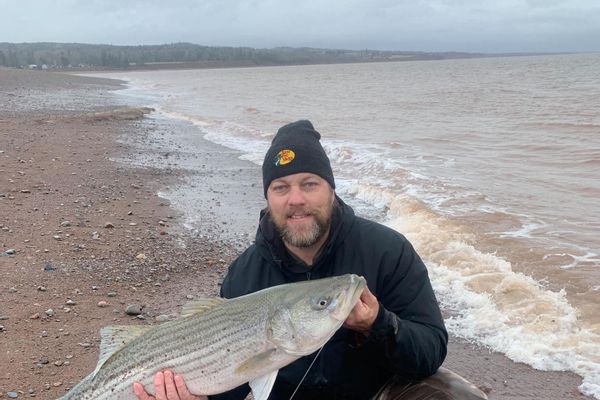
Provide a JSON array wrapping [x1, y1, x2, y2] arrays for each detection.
[[255, 195, 355, 275]]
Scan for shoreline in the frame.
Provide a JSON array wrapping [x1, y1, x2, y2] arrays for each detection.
[[0, 69, 593, 399]]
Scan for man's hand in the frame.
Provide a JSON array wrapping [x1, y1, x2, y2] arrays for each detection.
[[133, 370, 206, 400], [343, 286, 380, 333]]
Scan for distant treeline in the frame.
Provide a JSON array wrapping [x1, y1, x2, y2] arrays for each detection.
[[0, 42, 483, 70]]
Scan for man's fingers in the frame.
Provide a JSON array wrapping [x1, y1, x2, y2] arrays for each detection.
[[133, 382, 154, 400], [154, 371, 167, 400], [164, 370, 180, 399], [174, 374, 206, 400]]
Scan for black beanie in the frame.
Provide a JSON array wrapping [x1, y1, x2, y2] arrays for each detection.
[[262, 120, 335, 197]]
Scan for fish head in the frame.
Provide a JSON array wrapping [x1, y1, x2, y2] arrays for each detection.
[[267, 274, 366, 356]]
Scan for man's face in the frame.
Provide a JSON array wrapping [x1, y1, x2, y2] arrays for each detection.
[[267, 172, 335, 248]]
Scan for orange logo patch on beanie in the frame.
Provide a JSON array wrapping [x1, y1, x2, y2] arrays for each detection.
[[274, 149, 295, 166]]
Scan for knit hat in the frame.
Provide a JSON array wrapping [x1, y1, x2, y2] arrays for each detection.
[[262, 120, 335, 197]]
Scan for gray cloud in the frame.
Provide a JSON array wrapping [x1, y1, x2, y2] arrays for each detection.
[[1, 0, 599, 52]]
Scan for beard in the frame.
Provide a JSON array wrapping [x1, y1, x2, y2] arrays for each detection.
[[271, 207, 332, 248]]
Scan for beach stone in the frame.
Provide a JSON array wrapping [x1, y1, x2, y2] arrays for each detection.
[[155, 314, 169, 322], [0, 325, 5, 332], [0, 315, 9, 320], [45, 309, 54, 317], [60, 221, 71, 227], [135, 253, 146, 260], [44, 262, 54, 271], [107, 292, 117, 297], [104, 222, 114, 229], [4, 248, 16, 255], [37, 286, 47, 292], [9, 287, 18, 293], [125, 304, 143, 316], [66, 299, 76, 306], [7, 391, 18, 398], [97, 301, 109, 308], [39, 356, 49, 364]]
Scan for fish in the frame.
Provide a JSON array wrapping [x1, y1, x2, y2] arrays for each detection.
[[58, 273, 366, 400]]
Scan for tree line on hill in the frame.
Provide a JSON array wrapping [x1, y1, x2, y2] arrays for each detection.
[[0, 42, 482, 70]]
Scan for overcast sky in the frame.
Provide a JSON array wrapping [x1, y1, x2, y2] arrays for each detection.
[[1, 0, 599, 53]]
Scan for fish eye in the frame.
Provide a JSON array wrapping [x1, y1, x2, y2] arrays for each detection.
[[312, 296, 332, 310]]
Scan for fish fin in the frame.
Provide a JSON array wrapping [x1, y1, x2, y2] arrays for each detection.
[[249, 370, 279, 400], [235, 348, 278, 375], [93, 325, 151, 377], [180, 297, 227, 318]]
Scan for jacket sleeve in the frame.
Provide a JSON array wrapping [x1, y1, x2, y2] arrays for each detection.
[[367, 236, 448, 380]]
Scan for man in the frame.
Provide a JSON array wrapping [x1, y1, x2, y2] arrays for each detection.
[[135, 120, 450, 400]]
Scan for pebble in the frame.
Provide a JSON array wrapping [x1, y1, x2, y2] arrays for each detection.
[[0, 325, 5, 332], [97, 301, 109, 308], [37, 286, 47, 292], [135, 253, 146, 260], [39, 356, 49, 364], [30, 313, 40, 319], [104, 222, 114, 229], [66, 299, 76, 306], [53, 235, 63, 241], [60, 220, 71, 227], [4, 248, 16, 255], [9, 287, 18, 293], [92, 232, 100, 240], [7, 392, 18, 398], [0, 315, 9, 320], [54, 360, 63, 367], [44, 262, 55, 271], [155, 314, 169, 322], [45, 309, 54, 317], [107, 292, 117, 297], [125, 304, 143, 316]]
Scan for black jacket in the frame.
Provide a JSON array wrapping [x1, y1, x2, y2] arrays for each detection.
[[212, 197, 447, 400]]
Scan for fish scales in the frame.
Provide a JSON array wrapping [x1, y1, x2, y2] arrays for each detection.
[[58, 274, 366, 400]]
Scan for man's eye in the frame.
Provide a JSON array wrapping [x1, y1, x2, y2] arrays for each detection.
[[272, 185, 287, 192]]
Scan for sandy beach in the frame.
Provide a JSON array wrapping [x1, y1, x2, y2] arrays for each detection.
[[0, 68, 593, 399]]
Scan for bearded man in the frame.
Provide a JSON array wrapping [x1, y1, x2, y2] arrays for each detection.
[[135, 120, 487, 400]]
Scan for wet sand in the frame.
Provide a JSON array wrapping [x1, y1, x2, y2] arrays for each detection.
[[0, 68, 593, 399]]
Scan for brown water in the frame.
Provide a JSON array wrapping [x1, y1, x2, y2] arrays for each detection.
[[86, 53, 600, 397]]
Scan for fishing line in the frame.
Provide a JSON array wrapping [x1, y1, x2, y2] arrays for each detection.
[[288, 346, 324, 400]]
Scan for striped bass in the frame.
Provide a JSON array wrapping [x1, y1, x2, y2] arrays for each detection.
[[58, 274, 366, 400]]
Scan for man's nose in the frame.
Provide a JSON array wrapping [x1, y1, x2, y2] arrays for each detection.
[[287, 185, 306, 205]]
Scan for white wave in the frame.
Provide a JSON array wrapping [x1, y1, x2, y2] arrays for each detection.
[[347, 182, 600, 399]]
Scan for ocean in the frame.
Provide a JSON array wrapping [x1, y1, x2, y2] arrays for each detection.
[[84, 53, 600, 398]]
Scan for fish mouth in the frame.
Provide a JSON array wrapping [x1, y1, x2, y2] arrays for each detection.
[[332, 275, 367, 320]]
